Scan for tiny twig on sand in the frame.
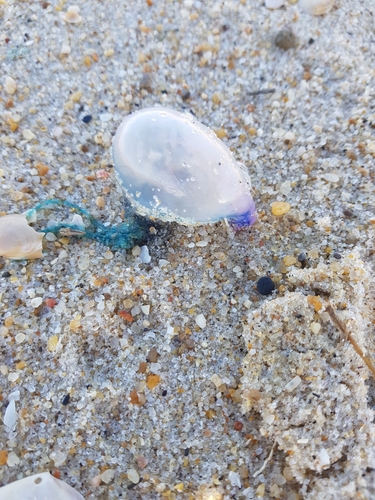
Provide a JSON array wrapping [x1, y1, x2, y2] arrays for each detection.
[[253, 442, 277, 478], [326, 303, 375, 379], [247, 88, 276, 96]]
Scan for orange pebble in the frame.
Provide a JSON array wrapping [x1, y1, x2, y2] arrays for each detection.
[[118, 311, 134, 322], [146, 374, 160, 389], [0, 450, 8, 466]]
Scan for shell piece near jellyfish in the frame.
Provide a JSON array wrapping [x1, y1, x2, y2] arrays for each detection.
[[112, 107, 256, 227], [299, 0, 335, 15], [0, 214, 44, 259], [0, 472, 84, 500]]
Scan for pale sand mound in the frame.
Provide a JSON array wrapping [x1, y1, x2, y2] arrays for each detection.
[[242, 252, 375, 499]]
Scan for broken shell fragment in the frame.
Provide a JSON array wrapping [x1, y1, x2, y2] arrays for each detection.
[[112, 107, 256, 227], [61, 5, 83, 24], [0, 214, 44, 259], [299, 0, 335, 15], [265, 0, 285, 9], [0, 472, 84, 500]]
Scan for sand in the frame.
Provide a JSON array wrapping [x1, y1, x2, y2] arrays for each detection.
[[1, 0, 375, 498]]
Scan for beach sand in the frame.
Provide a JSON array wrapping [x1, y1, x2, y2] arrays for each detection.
[[1, 0, 375, 498]]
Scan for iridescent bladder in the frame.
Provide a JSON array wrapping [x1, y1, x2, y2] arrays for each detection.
[[112, 107, 256, 228]]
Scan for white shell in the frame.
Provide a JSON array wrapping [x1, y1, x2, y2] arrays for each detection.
[[0, 472, 84, 500], [265, 0, 285, 9], [0, 214, 44, 259], [112, 107, 256, 227], [299, 0, 335, 15]]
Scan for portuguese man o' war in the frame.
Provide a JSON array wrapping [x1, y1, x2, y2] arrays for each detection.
[[0, 108, 256, 260], [112, 107, 257, 228]]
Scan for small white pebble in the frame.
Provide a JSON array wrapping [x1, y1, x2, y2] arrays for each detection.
[[7, 452, 20, 467], [5, 76, 17, 95], [318, 448, 330, 466], [127, 468, 140, 484], [8, 372, 19, 383], [141, 305, 150, 315], [52, 126, 63, 138], [210, 374, 223, 388], [70, 214, 85, 227], [50, 450, 67, 467], [132, 245, 141, 256], [131, 305, 141, 316], [99, 113, 113, 122], [320, 311, 330, 323], [228, 471, 241, 488], [15, 333, 26, 344], [0, 327, 9, 337], [78, 256, 90, 270], [284, 131, 295, 142], [243, 300, 252, 309], [270, 484, 282, 497], [297, 438, 309, 444], [263, 412, 275, 425], [140, 245, 151, 263], [196, 241, 208, 247], [101, 469, 115, 484], [45, 232, 57, 241], [23, 129, 35, 140], [285, 375, 302, 392], [322, 173, 340, 183], [58, 249, 68, 260], [313, 124, 323, 134], [30, 297, 43, 308], [279, 180, 292, 196], [62, 5, 82, 23], [3, 399, 18, 430], [90, 475, 102, 488], [310, 322, 321, 334], [195, 313, 206, 329], [0, 365, 8, 376], [232, 266, 241, 273]]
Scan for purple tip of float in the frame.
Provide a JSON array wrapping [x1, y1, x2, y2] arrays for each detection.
[[229, 207, 257, 230]]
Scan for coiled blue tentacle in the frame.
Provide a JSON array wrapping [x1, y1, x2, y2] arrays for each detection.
[[24, 199, 150, 250]]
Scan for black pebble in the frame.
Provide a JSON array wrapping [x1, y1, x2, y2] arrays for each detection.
[[181, 89, 191, 101], [308, 38, 315, 45], [256, 276, 275, 296], [82, 115, 92, 123], [62, 394, 70, 406], [162, 390, 168, 396], [298, 253, 307, 263], [333, 253, 341, 259], [2, 272, 11, 278], [184, 448, 190, 456]]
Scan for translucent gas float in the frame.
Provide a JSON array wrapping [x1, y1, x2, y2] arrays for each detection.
[[112, 107, 257, 227]]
